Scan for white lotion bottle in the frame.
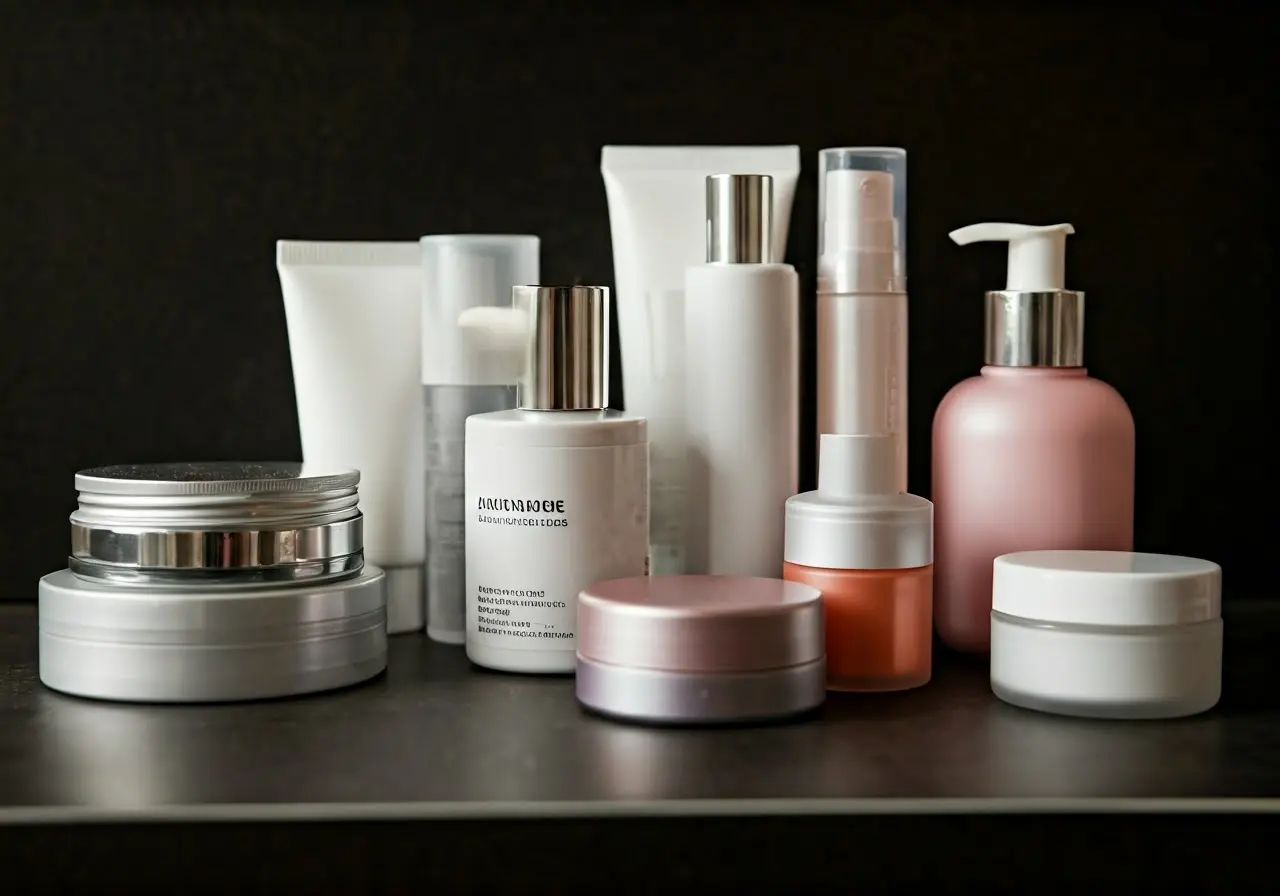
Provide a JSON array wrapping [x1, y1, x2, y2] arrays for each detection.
[[816, 148, 908, 492], [684, 174, 799, 576], [420, 235, 538, 645], [461, 286, 649, 675]]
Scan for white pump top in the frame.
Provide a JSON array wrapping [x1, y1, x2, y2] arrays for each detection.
[[421, 235, 539, 386], [948, 222, 1074, 292], [817, 148, 906, 294], [783, 433, 932, 571]]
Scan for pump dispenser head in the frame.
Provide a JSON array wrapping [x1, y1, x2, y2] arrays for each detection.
[[457, 285, 609, 411], [706, 174, 773, 264], [949, 222, 1084, 368], [818, 148, 906, 294]]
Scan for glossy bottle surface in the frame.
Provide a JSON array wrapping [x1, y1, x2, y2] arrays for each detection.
[[931, 367, 1134, 654], [783, 562, 932, 692]]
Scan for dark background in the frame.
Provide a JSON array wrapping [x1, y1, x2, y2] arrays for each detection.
[[0, 1, 1272, 600]]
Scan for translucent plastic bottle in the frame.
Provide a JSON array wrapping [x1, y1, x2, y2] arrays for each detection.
[[421, 235, 538, 645]]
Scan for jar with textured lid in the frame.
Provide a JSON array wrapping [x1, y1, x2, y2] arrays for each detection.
[[39, 461, 388, 703]]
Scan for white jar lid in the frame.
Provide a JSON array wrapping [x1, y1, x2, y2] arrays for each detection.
[[992, 550, 1221, 627]]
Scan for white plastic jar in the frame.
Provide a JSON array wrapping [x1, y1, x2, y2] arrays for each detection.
[[990, 550, 1222, 720]]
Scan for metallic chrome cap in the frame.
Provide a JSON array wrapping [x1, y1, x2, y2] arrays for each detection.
[[514, 285, 609, 411], [69, 461, 364, 585], [706, 174, 773, 264], [984, 290, 1085, 367]]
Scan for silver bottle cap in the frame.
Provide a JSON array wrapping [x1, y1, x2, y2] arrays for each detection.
[[69, 461, 364, 585], [984, 289, 1085, 367], [514, 285, 609, 411], [706, 174, 773, 264]]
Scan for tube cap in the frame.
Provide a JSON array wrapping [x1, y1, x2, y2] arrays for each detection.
[[421, 235, 540, 386], [784, 434, 931, 570], [949, 222, 1084, 367], [706, 174, 773, 264], [577, 575, 824, 673], [992, 551, 1222, 628]]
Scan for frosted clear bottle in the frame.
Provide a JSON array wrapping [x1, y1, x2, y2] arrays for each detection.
[[932, 223, 1135, 655], [421, 234, 538, 645], [684, 173, 798, 577]]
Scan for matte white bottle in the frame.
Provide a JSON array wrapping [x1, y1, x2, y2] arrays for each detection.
[[463, 286, 649, 675], [684, 173, 799, 577]]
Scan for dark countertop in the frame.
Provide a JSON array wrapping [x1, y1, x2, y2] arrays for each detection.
[[1, 600, 1278, 889]]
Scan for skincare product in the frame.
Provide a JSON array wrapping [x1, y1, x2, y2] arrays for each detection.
[[463, 286, 648, 675], [576, 575, 825, 725], [816, 148, 908, 491], [38, 462, 388, 703], [277, 241, 426, 634], [783, 434, 933, 692], [684, 174, 799, 577], [421, 234, 538, 645], [932, 223, 1135, 654], [990, 550, 1222, 719], [600, 145, 800, 575]]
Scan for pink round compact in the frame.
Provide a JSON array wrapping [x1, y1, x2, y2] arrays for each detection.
[[576, 575, 826, 725]]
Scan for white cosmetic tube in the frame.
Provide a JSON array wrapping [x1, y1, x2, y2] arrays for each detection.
[[277, 241, 425, 634], [601, 145, 800, 575]]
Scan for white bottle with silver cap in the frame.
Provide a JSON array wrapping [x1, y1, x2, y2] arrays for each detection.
[[683, 173, 799, 577], [461, 286, 649, 675], [421, 234, 539, 646], [816, 148, 908, 492]]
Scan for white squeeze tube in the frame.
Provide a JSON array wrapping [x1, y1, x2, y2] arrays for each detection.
[[601, 145, 800, 574], [277, 241, 426, 634], [816, 147, 909, 493]]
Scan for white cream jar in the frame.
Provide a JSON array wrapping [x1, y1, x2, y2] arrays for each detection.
[[990, 550, 1222, 720]]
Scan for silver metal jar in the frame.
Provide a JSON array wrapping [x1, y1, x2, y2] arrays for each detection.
[[38, 462, 388, 703]]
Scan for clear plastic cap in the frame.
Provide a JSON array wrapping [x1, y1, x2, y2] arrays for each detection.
[[421, 235, 539, 386], [817, 148, 906, 294]]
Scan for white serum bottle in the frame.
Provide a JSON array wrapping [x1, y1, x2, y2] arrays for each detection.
[[461, 285, 649, 674]]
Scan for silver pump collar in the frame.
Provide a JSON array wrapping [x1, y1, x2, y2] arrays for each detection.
[[984, 289, 1085, 367], [706, 173, 773, 264], [514, 285, 609, 411]]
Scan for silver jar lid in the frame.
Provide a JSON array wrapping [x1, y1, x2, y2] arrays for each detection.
[[69, 461, 364, 585]]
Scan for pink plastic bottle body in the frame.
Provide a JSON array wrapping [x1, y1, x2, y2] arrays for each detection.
[[931, 367, 1135, 654]]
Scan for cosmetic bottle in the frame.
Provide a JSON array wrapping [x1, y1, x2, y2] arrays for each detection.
[[816, 148, 908, 491], [783, 434, 933, 691], [462, 286, 649, 675], [601, 145, 800, 576], [420, 235, 538, 645], [684, 174, 799, 577], [933, 223, 1135, 655]]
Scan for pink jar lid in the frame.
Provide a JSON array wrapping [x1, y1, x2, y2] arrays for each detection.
[[577, 575, 824, 673]]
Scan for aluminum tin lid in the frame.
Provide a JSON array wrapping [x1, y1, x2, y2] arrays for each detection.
[[992, 550, 1222, 628], [70, 461, 362, 582], [577, 575, 824, 673]]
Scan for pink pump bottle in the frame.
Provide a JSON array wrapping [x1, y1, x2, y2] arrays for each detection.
[[932, 223, 1134, 655]]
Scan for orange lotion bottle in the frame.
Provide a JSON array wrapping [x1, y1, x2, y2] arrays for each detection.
[[783, 433, 933, 691]]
